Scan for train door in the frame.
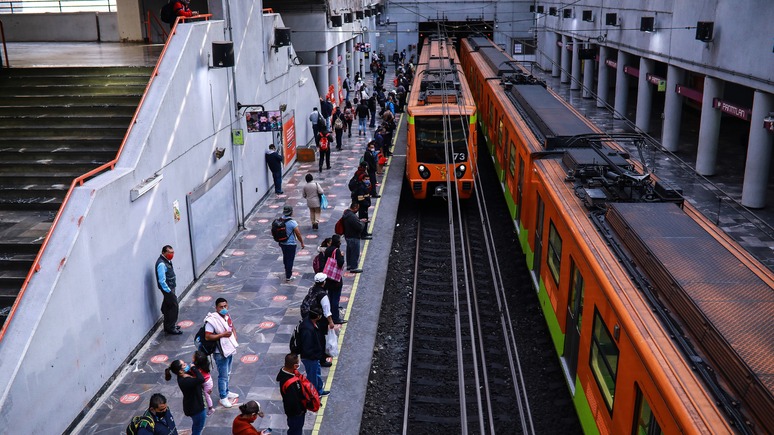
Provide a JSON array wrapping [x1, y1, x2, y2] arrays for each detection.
[[532, 194, 545, 288], [516, 157, 525, 224], [563, 260, 584, 383]]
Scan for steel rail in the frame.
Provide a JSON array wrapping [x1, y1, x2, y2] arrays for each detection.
[[400, 212, 423, 435]]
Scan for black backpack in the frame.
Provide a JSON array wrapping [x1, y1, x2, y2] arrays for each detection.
[[271, 218, 290, 242], [316, 115, 326, 131], [289, 320, 302, 354], [194, 324, 218, 355], [300, 285, 326, 319], [126, 414, 154, 435], [160, 1, 177, 24], [348, 175, 359, 192]]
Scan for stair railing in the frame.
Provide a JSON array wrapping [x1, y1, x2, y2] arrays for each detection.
[[0, 13, 211, 342]]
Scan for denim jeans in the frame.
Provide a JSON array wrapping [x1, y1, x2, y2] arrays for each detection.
[[327, 279, 343, 322], [287, 413, 305, 435], [280, 243, 297, 279], [190, 408, 207, 435], [345, 237, 360, 270], [301, 358, 323, 394], [272, 169, 283, 193], [213, 352, 232, 399], [358, 117, 367, 134]]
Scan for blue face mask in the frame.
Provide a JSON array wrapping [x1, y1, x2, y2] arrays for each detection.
[[183, 365, 191, 373], [219, 309, 228, 316]]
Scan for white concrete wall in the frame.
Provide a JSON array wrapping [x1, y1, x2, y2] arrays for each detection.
[[0, 2, 318, 431], [1, 12, 120, 42]]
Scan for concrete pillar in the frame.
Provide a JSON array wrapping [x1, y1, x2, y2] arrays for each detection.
[[582, 45, 594, 99], [662, 64, 685, 152], [552, 33, 561, 77], [635, 57, 654, 133], [571, 38, 581, 90], [597, 46, 609, 108], [742, 91, 774, 208], [330, 45, 339, 103], [347, 39, 355, 79], [560, 35, 570, 83], [116, 0, 143, 41], [613, 50, 629, 119], [695, 76, 725, 175], [315, 51, 328, 98]]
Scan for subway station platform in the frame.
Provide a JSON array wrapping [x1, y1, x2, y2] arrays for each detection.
[[75, 118, 407, 434]]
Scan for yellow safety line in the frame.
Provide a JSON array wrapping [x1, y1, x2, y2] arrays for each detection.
[[312, 114, 404, 433]]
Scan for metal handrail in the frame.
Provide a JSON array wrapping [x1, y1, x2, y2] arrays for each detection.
[[0, 13, 211, 342], [0, 19, 8, 68]]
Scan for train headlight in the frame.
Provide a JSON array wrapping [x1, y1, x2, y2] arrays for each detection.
[[455, 164, 467, 178], [418, 165, 431, 179]]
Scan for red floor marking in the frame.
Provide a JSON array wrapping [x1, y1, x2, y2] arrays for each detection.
[[241, 355, 259, 364], [177, 320, 194, 329], [150, 355, 169, 364], [216, 270, 230, 276], [245, 234, 257, 239], [197, 295, 212, 303], [259, 321, 276, 329], [232, 250, 245, 256], [120, 394, 140, 404], [273, 295, 288, 301]]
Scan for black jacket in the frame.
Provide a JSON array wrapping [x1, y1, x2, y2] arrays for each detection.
[[356, 103, 369, 119], [299, 316, 324, 360], [266, 151, 282, 173], [321, 100, 333, 118], [276, 369, 306, 417], [363, 149, 377, 171], [177, 367, 205, 416], [342, 209, 364, 239]]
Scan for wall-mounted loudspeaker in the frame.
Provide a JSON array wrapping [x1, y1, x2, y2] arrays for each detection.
[[275, 27, 291, 47], [640, 17, 655, 32], [696, 21, 714, 42], [212, 41, 234, 68], [331, 15, 342, 27], [605, 13, 618, 26]]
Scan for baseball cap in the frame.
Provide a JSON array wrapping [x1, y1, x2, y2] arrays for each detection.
[[314, 272, 328, 283]]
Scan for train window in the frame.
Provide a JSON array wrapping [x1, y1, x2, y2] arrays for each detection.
[[533, 195, 545, 282], [414, 116, 470, 163], [488, 100, 493, 128], [508, 141, 517, 178], [547, 221, 562, 285], [590, 310, 619, 413], [633, 384, 663, 435], [498, 118, 504, 148]]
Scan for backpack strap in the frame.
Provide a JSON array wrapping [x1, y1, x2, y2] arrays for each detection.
[[281, 375, 300, 394]]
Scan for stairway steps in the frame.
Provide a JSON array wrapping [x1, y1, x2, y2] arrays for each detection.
[[0, 95, 144, 106], [0, 161, 106, 175], [0, 128, 126, 140], [0, 257, 35, 271], [1, 66, 153, 78], [0, 175, 80, 188], [0, 85, 148, 97], [0, 150, 117, 162], [0, 105, 138, 117], [0, 76, 151, 86], [0, 117, 133, 128], [0, 138, 123, 150]]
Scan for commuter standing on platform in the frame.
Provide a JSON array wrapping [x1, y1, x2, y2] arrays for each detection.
[[332, 107, 345, 150], [368, 95, 377, 128], [277, 205, 305, 282], [156, 245, 181, 335], [342, 202, 371, 273], [164, 360, 207, 435], [299, 307, 329, 396], [276, 354, 306, 435], [265, 144, 283, 194], [204, 298, 240, 408], [320, 97, 333, 130], [232, 400, 269, 435], [302, 174, 324, 230], [309, 108, 322, 146], [317, 129, 333, 173], [356, 98, 369, 137], [363, 141, 380, 198], [324, 235, 346, 324], [343, 100, 355, 138], [343, 73, 351, 102], [133, 393, 177, 435]]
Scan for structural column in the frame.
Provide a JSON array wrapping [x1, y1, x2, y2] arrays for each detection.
[[315, 51, 328, 98], [570, 38, 581, 90], [613, 50, 629, 119], [695, 76, 725, 175], [742, 91, 774, 208], [551, 33, 561, 77], [582, 44, 594, 99], [347, 38, 355, 79], [597, 46, 609, 108], [329, 44, 339, 103], [661, 64, 685, 152], [635, 57, 654, 133], [560, 35, 570, 83]]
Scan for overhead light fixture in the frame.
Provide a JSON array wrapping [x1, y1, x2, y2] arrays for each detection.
[[130, 174, 163, 202]]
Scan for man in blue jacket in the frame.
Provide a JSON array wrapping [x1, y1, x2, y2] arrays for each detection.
[[266, 144, 284, 194], [135, 393, 177, 435], [155, 245, 181, 335]]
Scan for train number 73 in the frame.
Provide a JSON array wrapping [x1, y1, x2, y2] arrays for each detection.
[[453, 152, 466, 162]]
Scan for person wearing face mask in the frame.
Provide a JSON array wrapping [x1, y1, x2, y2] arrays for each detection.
[[165, 359, 206, 435], [155, 245, 181, 335], [204, 298, 240, 408], [134, 393, 177, 435], [232, 400, 270, 435]]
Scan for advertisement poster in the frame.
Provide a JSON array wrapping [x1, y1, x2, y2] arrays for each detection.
[[282, 110, 297, 165]]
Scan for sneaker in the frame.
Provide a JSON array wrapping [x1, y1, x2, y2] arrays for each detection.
[[227, 392, 239, 399], [207, 407, 215, 416], [320, 390, 331, 396], [285, 276, 296, 283], [219, 398, 233, 408]]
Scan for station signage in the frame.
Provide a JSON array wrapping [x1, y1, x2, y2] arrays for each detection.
[[624, 65, 639, 77], [646, 73, 666, 91], [675, 84, 703, 103], [605, 59, 617, 68], [713, 98, 751, 121]]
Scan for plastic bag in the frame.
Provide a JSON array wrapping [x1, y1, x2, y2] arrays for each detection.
[[320, 193, 329, 209], [325, 329, 339, 357]]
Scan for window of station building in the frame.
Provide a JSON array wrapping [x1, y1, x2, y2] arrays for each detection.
[[547, 221, 562, 284], [633, 384, 662, 435], [590, 310, 619, 413]]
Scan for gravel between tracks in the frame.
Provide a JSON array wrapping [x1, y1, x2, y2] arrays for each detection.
[[360, 148, 582, 434]]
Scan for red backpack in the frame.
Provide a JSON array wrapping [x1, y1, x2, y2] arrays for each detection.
[[319, 135, 329, 151], [282, 371, 321, 412]]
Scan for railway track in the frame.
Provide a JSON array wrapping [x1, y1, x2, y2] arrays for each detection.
[[402, 194, 535, 434]]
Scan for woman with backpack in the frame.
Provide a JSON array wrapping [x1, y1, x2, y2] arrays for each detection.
[[343, 101, 354, 138], [165, 359, 207, 435], [332, 106, 345, 150], [323, 235, 346, 324]]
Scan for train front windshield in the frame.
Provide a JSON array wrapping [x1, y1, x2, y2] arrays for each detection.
[[415, 116, 469, 163]]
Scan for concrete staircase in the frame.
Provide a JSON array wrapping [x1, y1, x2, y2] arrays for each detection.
[[0, 66, 152, 325]]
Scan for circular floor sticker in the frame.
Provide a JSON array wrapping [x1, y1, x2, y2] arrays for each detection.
[[150, 355, 169, 364], [216, 270, 230, 276], [197, 295, 212, 303], [177, 320, 194, 329], [340, 296, 350, 302], [120, 394, 141, 404], [241, 354, 259, 364], [269, 204, 280, 209], [257, 219, 269, 223], [245, 234, 257, 239], [259, 321, 276, 329], [273, 295, 288, 301], [232, 250, 245, 256]]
